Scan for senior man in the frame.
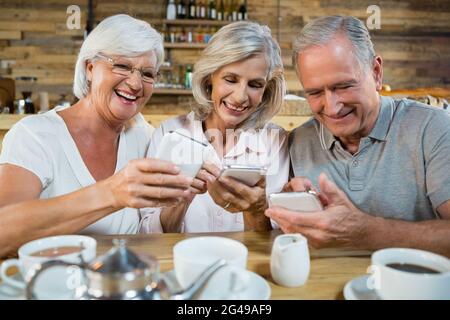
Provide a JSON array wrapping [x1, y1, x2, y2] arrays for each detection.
[[265, 16, 450, 257]]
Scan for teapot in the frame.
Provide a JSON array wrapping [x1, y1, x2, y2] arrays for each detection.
[[26, 238, 226, 300]]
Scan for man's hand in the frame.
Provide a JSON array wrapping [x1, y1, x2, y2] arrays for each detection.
[[265, 173, 374, 249], [282, 176, 329, 206]]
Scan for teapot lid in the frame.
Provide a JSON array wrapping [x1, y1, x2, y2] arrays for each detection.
[[85, 238, 159, 299], [90, 239, 150, 274]]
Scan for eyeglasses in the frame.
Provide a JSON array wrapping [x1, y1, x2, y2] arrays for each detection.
[[95, 53, 159, 84]]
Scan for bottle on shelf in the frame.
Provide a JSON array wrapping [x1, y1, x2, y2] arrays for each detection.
[[184, 64, 193, 89], [173, 27, 180, 42], [225, 0, 233, 21], [177, 64, 185, 89], [208, 0, 217, 20], [204, 26, 212, 43], [217, 0, 224, 20], [169, 27, 176, 43], [179, 27, 187, 42], [231, 0, 238, 21], [23, 92, 35, 114], [196, 26, 205, 43], [197, 0, 206, 19], [161, 24, 169, 42], [177, 0, 187, 19], [188, 0, 196, 19], [166, 0, 177, 20], [187, 27, 194, 43], [171, 63, 179, 88], [238, 0, 247, 20]]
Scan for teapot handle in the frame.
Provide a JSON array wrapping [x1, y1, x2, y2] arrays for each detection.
[[26, 260, 85, 300]]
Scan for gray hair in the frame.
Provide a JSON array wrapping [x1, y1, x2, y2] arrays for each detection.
[[292, 15, 375, 75], [73, 14, 164, 99], [192, 21, 285, 130]]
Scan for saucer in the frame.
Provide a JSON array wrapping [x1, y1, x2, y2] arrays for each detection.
[[0, 270, 76, 300], [343, 275, 380, 300], [0, 274, 25, 300], [162, 269, 271, 300]]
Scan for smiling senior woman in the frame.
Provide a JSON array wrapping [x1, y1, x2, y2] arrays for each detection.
[[0, 14, 193, 256], [140, 21, 289, 233]]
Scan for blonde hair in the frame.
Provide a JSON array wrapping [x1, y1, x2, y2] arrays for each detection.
[[192, 21, 285, 130], [73, 14, 164, 99]]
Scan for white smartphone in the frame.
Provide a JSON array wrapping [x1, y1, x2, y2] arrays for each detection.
[[156, 130, 209, 178], [219, 164, 267, 187], [269, 191, 323, 212]]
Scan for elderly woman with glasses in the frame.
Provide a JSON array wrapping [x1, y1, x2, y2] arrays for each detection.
[[140, 21, 289, 233], [0, 14, 193, 256]]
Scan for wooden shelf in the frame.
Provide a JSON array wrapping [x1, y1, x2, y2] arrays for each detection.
[[164, 42, 207, 49], [163, 19, 230, 27], [153, 88, 192, 95]]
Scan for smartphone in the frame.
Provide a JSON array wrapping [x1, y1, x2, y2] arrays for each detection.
[[156, 130, 209, 178], [219, 164, 267, 187], [269, 191, 323, 212]]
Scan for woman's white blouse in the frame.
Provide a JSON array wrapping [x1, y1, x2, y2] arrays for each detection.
[[0, 107, 154, 235], [139, 112, 289, 233]]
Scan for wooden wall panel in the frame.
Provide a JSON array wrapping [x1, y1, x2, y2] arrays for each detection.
[[0, 0, 449, 113]]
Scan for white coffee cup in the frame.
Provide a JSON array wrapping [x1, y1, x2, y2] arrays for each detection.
[[270, 233, 310, 287], [173, 236, 248, 299], [371, 248, 450, 300], [0, 235, 96, 299]]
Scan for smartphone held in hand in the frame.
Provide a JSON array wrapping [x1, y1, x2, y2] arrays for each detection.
[[219, 164, 267, 187], [156, 130, 210, 178], [269, 191, 323, 212]]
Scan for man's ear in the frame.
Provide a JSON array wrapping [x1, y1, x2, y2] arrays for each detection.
[[372, 55, 383, 92]]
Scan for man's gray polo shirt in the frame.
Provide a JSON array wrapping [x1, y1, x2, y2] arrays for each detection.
[[289, 95, 450, 221]]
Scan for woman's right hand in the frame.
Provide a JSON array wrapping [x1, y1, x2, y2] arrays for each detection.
[[106, 158, 193, 209], [188, 162, 218, 195]]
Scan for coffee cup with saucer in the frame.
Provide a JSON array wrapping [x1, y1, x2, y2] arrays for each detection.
[[0, 235, 96, 299]]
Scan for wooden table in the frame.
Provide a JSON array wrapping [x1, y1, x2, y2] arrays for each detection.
[[93, 230, 372, 300]]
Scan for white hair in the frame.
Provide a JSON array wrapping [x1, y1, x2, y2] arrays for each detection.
[[292, 15, 375, 74], [73, 14, 164, 99]]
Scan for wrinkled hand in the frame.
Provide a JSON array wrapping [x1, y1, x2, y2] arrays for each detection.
[[107, 158, 193, 209], [282, 176, 330, 206], [190, 162, 218, 195], [265, 173, 373, 249], [203, 163, 267, 214], [282, 176, 314, 192]]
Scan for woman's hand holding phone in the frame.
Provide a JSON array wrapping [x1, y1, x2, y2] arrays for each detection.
[[201, 163, 266, 214]]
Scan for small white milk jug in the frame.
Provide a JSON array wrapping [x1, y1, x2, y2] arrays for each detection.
[[270, 233, 310, 287]]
